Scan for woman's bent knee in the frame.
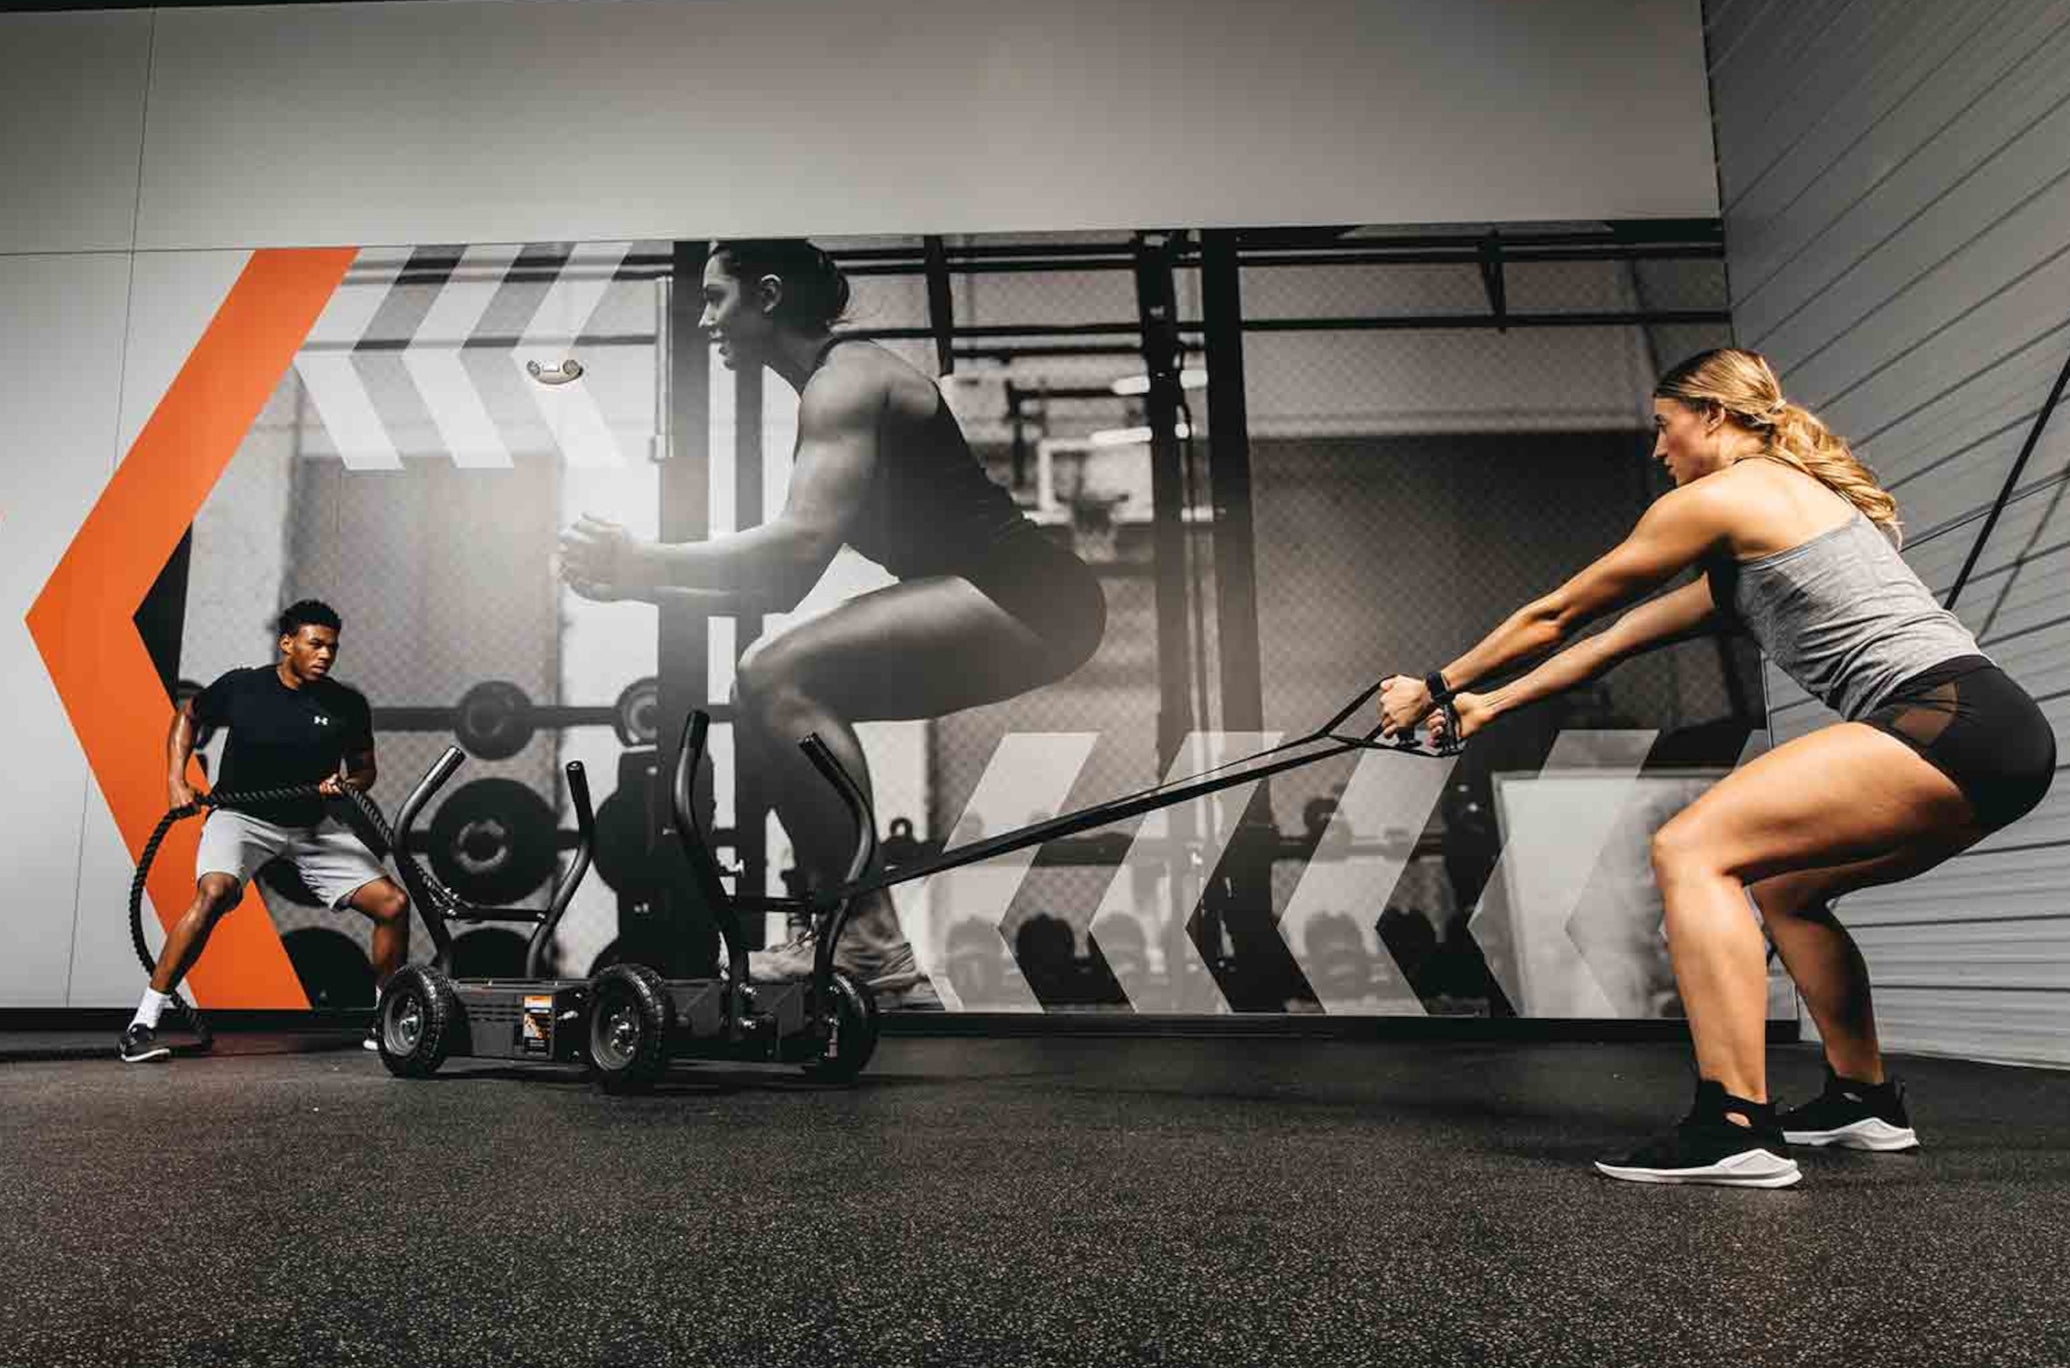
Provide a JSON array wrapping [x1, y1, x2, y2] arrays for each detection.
[[734, 635, 796, 700], [1649, 815, 1713, 883], [737, 664, 825, 742]]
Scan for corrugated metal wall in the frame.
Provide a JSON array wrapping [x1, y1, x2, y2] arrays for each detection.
[[1705, 0, 2070, 1064]]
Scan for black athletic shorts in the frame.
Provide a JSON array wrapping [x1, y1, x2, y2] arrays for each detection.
[[961, 524, 1108, 676], [1859, 655, 2057, 831]]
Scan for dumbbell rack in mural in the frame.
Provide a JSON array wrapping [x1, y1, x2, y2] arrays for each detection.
[[371, 676, 661, 760], [366, 674, 770, 983], [372, 676, 665, 930]]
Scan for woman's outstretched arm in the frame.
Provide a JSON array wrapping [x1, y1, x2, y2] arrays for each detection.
[[1380, 480, 1733, 736], [1472, 577, 1722, 724], [560, 367, 880, 611]]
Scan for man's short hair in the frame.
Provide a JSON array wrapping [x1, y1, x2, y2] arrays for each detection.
[[277, 599, 343, 639]]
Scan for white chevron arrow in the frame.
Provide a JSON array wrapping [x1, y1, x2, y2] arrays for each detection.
[[294, 251, 399, 470], [1278, 745, 1456, 1014], [1465, 729, 1658, 1016], [400, 243, 523, 469], [1087, 732, 1278, 1014], [888, 731, 1100, 1013], [512, 240, 633, 468]]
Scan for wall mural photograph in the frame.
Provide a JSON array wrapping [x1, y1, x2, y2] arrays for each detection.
[[137, 224, 1786, 1022]]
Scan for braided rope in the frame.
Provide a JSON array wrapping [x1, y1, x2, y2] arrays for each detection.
[[128, 782, 397, 1046]]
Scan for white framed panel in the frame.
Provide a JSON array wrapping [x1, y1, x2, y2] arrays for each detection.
[[0, 11, 153, 255], [136, 0, 1717, 250], [62, 251, 259, 1006], [0, 254, 133, 1005]]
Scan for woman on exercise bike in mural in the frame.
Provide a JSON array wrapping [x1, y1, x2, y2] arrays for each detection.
[[560, 239, 1106, 1009]]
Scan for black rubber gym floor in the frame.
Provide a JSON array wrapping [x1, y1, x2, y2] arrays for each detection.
[[4, 1036, 2066, 1368]]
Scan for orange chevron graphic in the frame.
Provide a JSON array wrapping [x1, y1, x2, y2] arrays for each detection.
[[28, 248, 356, 1009]]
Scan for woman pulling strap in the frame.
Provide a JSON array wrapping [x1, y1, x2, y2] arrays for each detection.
[[1378, 347, 2054, 1187], [561, 239, 1106, 1010]]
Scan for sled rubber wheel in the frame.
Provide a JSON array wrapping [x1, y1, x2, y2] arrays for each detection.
[[586, 964, 674, 1094]]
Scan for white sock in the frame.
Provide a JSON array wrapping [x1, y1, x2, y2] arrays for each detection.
[[131, 988, 170, 1030]]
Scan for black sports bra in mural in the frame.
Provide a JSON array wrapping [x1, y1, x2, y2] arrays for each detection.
[[815, 339, 1032, 579]]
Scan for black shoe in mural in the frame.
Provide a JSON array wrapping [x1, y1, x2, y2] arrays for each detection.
[[119, 1023, 171, 1064], [1780, 1070, 1919, 1151], [1595, 1081, 1801, 1188], [745, 930, 822, 983], [745, 933, 944, 1011], [860, 945, 944, 1012]]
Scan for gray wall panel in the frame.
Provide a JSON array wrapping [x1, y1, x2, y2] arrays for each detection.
[[1841, 846, 2070, 930], [1908, 487, 2066, 590], [1702, 0, 1791, 86], [1721, 3, 2042, 228], [1892, 439, 2069, 543], [1738, 23, 2070, 344], [1848, 324, 2070, 483], [0, 255, 131, 1006], [1727, 1, 2070, 303], [131, 0, 1718, 250], [1757, 175, 2070, 392], [1871, 990, 2070, 1064], [1715, 1, 1957, 210], [1709, 0, 2070, 1063], [1782, 232, 2070, 431], [1858, 920, 2070, 992], [0, 11, 152, 254], [1705, 0, 1871, 176]]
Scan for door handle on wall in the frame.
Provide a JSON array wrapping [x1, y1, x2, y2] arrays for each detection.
[[525, 358, 585, 385]]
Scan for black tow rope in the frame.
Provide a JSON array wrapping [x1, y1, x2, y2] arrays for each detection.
[[1089, 674, 1463, 808], [128, 783, 396, 1047], [817, 675, 1464, 908]]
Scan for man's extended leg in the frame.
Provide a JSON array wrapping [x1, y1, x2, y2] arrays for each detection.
[[121, 873, 242, 1062]]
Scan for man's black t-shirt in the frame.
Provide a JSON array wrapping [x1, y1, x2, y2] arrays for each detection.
[[194, 667, 374, 827]]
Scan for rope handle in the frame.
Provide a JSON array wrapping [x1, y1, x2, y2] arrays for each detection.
[[128, 781, 405, 1047], [1418, 671, 1465, 754]]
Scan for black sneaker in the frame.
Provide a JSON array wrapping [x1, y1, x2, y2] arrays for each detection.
[[1779, 1069, 1919, 1151], [1595, 1080, 1802, 1188], [119, 1022, 170, 1064]]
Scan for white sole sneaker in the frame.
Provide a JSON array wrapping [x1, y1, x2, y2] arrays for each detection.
[[1783, 1118, 1919, 1151], [1595, 1148, 1803, 1188]]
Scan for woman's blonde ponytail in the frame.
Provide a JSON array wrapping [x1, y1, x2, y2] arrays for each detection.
[[1654, 348, 1902, 544]]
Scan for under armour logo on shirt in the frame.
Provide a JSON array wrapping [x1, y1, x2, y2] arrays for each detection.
[[314, 715, 331, 727]]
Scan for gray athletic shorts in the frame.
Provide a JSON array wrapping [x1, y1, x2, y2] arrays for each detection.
[[194, 809, 389, 910]]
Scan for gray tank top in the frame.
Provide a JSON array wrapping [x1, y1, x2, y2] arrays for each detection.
[[1705, 512, 1986, 719]]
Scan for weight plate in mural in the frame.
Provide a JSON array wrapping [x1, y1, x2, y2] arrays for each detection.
[[426, 777, 558, 905], [453, 680, 534, 760]]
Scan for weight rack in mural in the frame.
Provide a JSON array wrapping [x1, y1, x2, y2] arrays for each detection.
[[158, 225, 1785, 1020]]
